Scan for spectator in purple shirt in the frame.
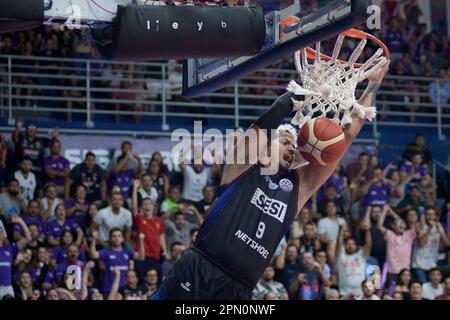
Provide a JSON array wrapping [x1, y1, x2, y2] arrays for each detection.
[[0, 215, 31, 300], [402, 153, 428, 176], [43, 140, 70, 195], [54, 243, 85, 281], [106, 141, 142, 199], [400, 153, 429, 190], [384, 17, 405, 57], [46, 203, 83, 247], [65, 184, 89, 231], [364, 167, 391, 208], [13, 200, 46, 242], [51, 230, 73, 266], [90, 228, 144, 294], [31, 246, 56, 291]]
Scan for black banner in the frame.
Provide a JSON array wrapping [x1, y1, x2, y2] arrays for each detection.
[[111, 5, 266, 60], [0, 300, 437, 319], [0, 0, 44, 34]]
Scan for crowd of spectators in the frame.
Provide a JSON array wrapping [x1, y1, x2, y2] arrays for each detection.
[[1, 0, 450, 125], [0, 118, 449, 300]]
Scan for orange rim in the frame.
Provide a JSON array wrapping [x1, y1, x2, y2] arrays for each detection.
[[304, 28, 390, 67]]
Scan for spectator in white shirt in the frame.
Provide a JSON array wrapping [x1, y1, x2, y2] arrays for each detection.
[[91, 193, 132, 246], [335, 219, 372, 297], [14, 157, 38, 204], [318, 200, 345, 245], [422, 268, 444, 300], [179, 161, 211, 203], [137, 174, 158, 206], [358, 279, 380, 300], [428, 69, 450, 105], [40, 183, 62, 221]]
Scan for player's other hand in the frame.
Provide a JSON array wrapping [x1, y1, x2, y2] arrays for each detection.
[[367, 59, 390, 85]]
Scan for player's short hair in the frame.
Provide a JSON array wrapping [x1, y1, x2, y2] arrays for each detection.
[[276, 123, 297, 144], [22, 156, 32, 163]]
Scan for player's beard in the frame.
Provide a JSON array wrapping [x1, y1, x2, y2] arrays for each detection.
[[278, 151, 293, 175]]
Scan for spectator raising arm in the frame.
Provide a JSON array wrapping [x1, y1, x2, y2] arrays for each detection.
[[419, 220, 450, 247], [186, 205, 204, 226], [11, 215, 31, 249], [124, 225, 132, 247], [81, 261, 95, 301], [360, 207, 372, 258], [275, 243, 288, 270], [108, 267, 121, 300], [437, 223, 450, 246], [100, 180, 107, 202], [131, 179, 140, 216], [109, 151, 131, 176], [90, 231, 100, 259], [12, 118, 23, 144], [134, 233, 146, 261], [74, 225, 84, 247], [335, 222, 346, 260], [133, 153, 143, 178], [377, 204, 389, 235], [313, 260, 331, 288], [160, 233, 168, 258]]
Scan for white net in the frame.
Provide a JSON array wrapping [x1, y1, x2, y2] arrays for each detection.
[[287, 34, 388, 127]]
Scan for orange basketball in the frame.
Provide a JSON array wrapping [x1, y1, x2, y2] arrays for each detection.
[[298, 118, 346, 166]]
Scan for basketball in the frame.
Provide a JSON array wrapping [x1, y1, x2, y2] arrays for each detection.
[[298, 118, 346, 166]]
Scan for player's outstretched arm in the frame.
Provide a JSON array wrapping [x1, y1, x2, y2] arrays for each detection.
[[297, 61, 390, 200], [221, 92, 298, 185]]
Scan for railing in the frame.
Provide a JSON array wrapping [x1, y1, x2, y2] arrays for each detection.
[[0, 54, 450, 139]]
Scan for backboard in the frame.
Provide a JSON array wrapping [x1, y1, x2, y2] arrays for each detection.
[[182, 0, 369, 97]]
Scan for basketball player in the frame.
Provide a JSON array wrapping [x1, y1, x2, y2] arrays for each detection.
[[151, 62, 390, 300]]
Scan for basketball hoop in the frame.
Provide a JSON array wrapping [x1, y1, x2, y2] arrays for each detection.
[[287, 28, 390, 128]]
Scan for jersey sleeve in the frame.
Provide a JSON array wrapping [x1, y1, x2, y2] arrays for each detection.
[[98, 249, 107, 261]]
